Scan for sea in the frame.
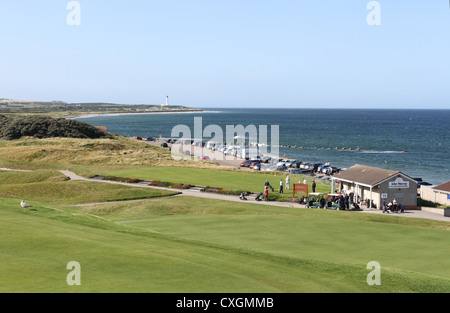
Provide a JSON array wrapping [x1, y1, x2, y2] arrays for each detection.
[[76, 108, 450, 186]]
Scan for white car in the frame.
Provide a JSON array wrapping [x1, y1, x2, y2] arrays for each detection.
[[284, 160, 293, 167]]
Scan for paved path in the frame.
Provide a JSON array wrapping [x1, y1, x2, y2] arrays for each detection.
[[60, 170, 450, 222]]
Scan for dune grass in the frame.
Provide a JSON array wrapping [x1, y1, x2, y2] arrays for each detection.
[[0, 137, 226, 171]]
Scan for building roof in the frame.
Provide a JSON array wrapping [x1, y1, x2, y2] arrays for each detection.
[[333, 164, 403, 187], [432, 181, 450, 193]]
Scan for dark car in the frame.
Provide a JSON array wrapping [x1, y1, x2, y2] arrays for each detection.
[[146, 137, 155, 142], [161, 142, 168, 148], [240, 160, 252, 167]]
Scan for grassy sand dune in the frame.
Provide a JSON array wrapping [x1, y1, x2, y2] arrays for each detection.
[[0, 137, 229, 173]]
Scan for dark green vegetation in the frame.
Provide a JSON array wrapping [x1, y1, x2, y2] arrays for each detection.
[[0, 115, 112, 140]]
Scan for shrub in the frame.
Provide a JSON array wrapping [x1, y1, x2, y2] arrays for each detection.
[[0, 115, 111, 140], [102, 176, 142, 184]]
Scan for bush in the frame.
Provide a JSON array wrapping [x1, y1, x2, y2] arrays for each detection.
[[102, 176, 142, 184], [0, 115, 111, 140], [201, 186, 250, 196], [148, 181, 192, 189]]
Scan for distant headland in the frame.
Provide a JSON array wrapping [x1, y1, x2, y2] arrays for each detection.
[[0, 98, 203, 118]]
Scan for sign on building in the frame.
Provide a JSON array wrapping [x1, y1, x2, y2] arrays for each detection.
[[389, 177, 409, 189]]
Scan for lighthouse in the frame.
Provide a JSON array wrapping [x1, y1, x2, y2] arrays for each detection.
[[165, 96, 169, 106]]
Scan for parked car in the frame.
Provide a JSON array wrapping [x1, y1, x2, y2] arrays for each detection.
[[240, 160, 252, 167], [276, 164, 287, 171], [249, 161, 261, 169], [271, 158, 282, 164], [311, 163, 323, 171], [322, 166, 340, 175], [133, 136, 142, 140], [253, 163, 261, 171], [161, 142, 168, 148], [146, 137, 155, 142], [261, 156, 271, 163], [202, 156, 210, 161]]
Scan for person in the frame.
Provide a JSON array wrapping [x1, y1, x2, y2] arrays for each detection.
[[345, 194, 349, 210], [392, 198, 398, 212], [312, 181, 316, 193], [279, 179, 284, 194], [264, 186, 269, 201], [286, 175, 290, 190], [265, 179, 273, 191], [339, 195, 346, 210], [382, 199, 387, 214]]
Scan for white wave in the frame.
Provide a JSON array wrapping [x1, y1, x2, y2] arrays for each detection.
[[359, 150, 407, 154]]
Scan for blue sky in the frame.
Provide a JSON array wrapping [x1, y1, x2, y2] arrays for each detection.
[[1, 0, 449, 109]]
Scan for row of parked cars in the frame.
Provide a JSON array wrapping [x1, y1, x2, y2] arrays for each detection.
[[240, 157, 341, 175], [133, 136, 155, 141]]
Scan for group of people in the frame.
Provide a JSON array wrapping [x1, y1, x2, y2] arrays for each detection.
[[262, 176, 294, 201], [239, 176, 320, 202], [382, 198, 404, 213], [327, 193, 355, 210]]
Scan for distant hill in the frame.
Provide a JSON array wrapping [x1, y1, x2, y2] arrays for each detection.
[[0, 115, 112, 140], [0, 99, 201, 116]]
